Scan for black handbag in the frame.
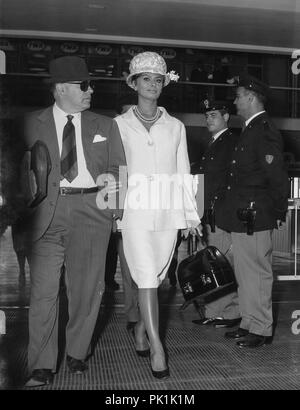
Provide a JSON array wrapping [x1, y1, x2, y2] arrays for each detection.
[[178, 235, 237, 309]]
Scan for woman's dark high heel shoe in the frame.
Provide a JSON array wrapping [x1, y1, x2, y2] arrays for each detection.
[[151, 366, 170, 379], [150, 352, 170, 379]]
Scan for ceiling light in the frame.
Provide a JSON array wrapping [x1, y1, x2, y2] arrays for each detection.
[[88, 4, 106, 9]]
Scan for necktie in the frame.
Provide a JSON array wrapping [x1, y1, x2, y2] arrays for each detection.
[[61, 115, 78, 182], [207, 136, 214, 148]]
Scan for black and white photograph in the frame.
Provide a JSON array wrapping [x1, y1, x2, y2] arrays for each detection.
[[0, 0, 300, 393]]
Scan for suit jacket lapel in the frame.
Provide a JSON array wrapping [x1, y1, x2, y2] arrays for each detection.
[[81, 111, 100, 180], [38, 107, 60, 163]]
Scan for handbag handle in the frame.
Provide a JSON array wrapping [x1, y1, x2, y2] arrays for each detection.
[[187, 232, 206, 255]]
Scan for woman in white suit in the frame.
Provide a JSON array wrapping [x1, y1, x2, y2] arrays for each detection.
[[115, 52, 201, 379]]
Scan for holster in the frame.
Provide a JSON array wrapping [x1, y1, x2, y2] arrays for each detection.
[[203, 208, 216, 232], [237, 201, 256, 235]]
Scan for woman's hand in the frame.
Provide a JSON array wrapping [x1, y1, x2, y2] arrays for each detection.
[[181, 228, 190, 239], [181, 224, 203, 239], [276, 219, 286, 230]]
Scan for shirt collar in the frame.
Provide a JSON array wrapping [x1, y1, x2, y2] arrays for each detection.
[[53, 103, 81, 121], [212, 127, 228, 142], [245, 110, 265, 127]]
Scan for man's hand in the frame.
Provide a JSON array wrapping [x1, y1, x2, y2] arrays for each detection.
[[277, 219, 286, 230], [112, 218, 121, 233], [96, 173, 122, 210], [96, 173, 121, 196]]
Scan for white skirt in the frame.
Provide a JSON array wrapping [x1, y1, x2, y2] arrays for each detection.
[[122, 229, 178, 288]]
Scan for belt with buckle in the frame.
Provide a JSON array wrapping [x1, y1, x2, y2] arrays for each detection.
[[59, 187, 99, 195]]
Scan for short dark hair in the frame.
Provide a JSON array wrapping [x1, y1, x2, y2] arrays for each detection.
[[130, 74, 141, 84], [251, 90, 267, 105], [241, 87, 267, 105], [130, 73, 166, 87]]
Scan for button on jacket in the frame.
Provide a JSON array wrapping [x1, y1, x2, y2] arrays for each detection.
[[192, 129, 238, 211]]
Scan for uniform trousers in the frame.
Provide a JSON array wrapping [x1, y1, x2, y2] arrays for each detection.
[[211, 227, 273, 336], [232, 230, 273, 336], [204, 226, 240, 320], [27, 193, 112, 372]]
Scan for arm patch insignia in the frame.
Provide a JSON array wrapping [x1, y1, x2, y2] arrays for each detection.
[[265, 154, 274, 164]]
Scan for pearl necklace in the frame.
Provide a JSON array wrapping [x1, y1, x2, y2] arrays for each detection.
[[133, 106, 161, 123]]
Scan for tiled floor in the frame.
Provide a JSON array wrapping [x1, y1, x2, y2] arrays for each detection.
[[1, 227, 300, 390]]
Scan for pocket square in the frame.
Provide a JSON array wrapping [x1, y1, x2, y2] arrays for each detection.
[[93, 134, 107, 143]]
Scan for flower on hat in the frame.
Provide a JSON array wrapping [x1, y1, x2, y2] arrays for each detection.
[[167, 70, 180, 82]]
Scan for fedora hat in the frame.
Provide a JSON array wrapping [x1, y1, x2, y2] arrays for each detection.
[[45, 56, 98, 83], [126, 51, 179, 89]]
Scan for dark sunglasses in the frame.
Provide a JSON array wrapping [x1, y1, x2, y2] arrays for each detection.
[[67, 80, 95, 92]]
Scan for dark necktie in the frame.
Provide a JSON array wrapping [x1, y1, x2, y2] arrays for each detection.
[[61, 115, 78, 182], [207, 136, 214, 148]]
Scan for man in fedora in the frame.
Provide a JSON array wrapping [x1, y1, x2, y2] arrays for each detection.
[[22, 55, 126, 387]]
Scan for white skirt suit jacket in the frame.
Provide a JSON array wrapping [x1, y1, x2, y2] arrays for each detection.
[[115, 107, 201, 288]]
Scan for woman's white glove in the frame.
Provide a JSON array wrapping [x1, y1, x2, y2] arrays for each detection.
[[181, 224, 202, 239]]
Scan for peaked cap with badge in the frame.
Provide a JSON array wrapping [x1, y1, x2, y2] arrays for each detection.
[[202, 99, 229, 113], [237, 74, 270, 99]]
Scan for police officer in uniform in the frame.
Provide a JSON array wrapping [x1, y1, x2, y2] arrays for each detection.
[[219, 75, 289, 348], [192, 100, 240, 328]]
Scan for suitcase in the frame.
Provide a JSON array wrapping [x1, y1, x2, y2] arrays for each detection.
[[178, 235, 237, 309]]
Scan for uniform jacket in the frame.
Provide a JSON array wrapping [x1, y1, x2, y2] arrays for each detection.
[[115, 107, 201, 230], [216, 112, 289, 233], [192, 128, 238, 211], [21, 106, 126, 242]]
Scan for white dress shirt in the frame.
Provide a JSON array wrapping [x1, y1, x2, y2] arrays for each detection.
[[53, 103, 97, 188]]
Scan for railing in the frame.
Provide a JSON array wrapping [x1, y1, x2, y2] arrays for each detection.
[[2, 74, 300, 118], [277, 198, 300, 281]]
